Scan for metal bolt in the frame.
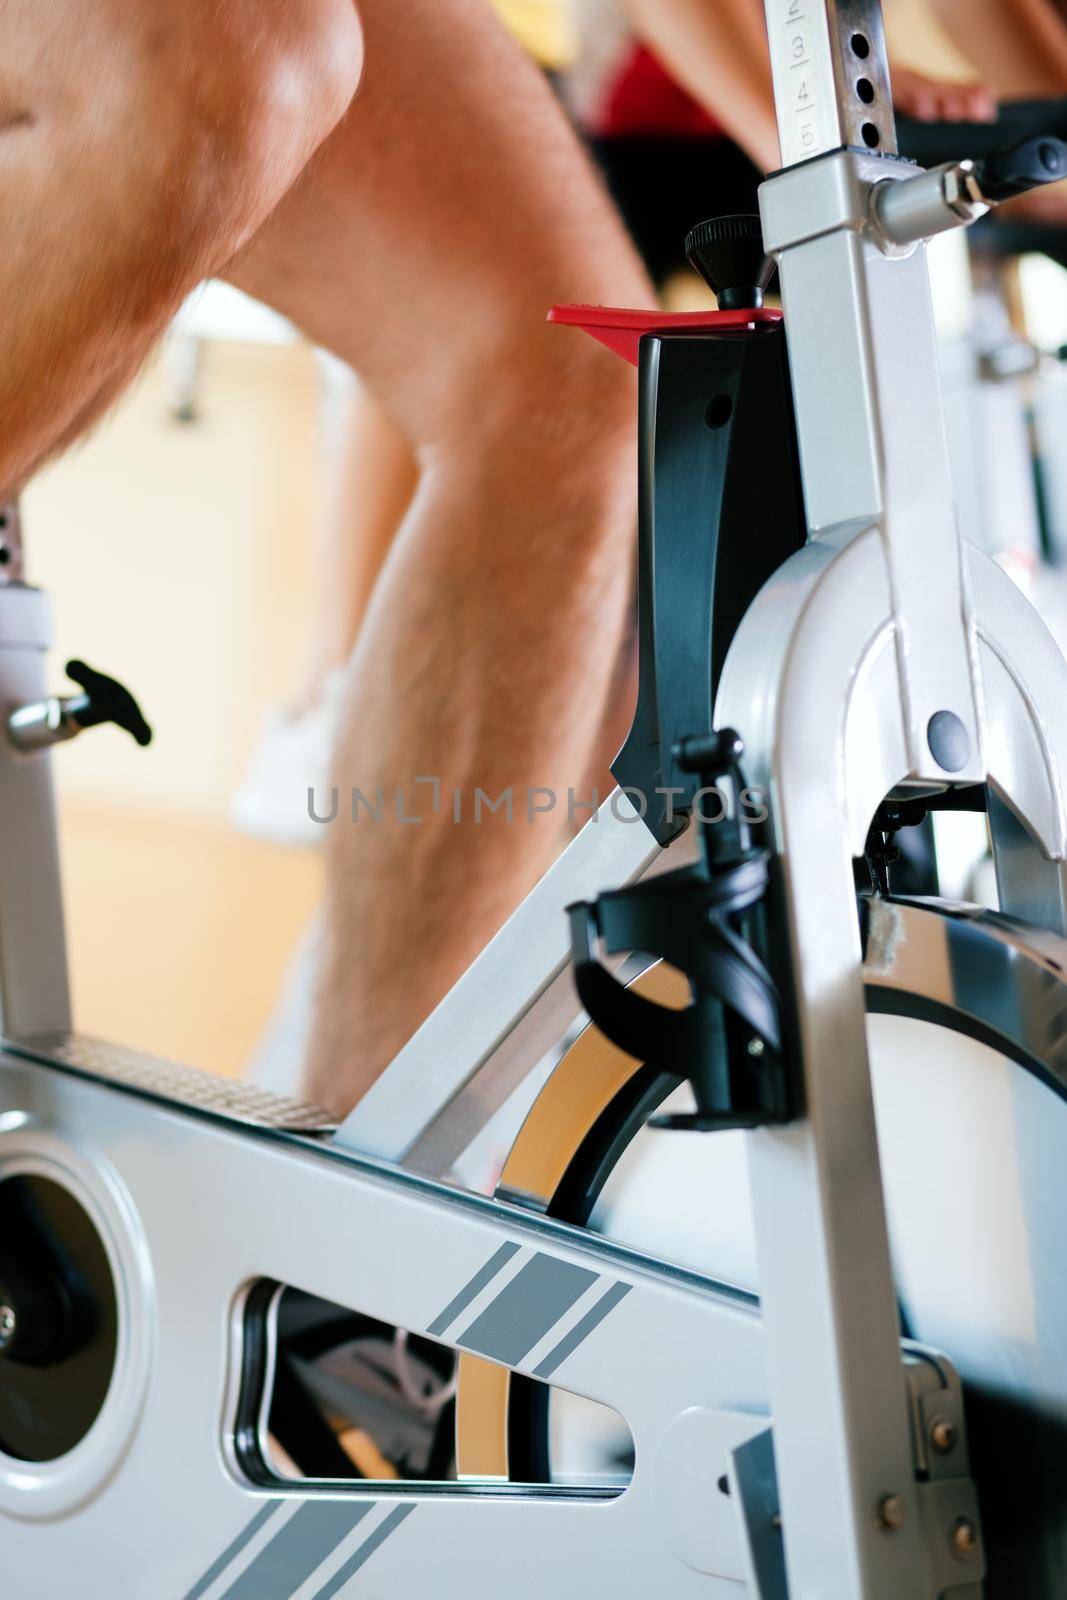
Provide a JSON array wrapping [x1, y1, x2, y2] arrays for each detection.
[[930, 1416, 957, 1455], [747, 1037, 765, 1058], [0, 1304, 16, 1352], [951, 1517, 978, 1558], [876, 1494, 907, 1532]]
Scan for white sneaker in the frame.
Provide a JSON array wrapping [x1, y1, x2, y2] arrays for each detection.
[[231, 670, 345, 848]]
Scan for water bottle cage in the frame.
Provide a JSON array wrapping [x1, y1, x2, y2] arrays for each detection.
[[568, 776, 789, 1131]]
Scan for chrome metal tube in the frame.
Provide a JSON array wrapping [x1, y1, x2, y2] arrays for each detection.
[[762, 0, 896, 168]]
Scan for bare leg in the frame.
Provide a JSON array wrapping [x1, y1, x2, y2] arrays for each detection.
[[295, 381, 417, 714], [932, 0, 1067, 96], [0, 0, 362, 495], [226, 0, 654, 1111]]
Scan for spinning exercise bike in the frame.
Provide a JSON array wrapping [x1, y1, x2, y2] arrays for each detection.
[[7, 2, 1067, 1595]]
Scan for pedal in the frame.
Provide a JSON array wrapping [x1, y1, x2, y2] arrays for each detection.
[[568, 729, 791, 1130]]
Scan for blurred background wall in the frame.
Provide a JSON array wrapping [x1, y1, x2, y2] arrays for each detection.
[[24, 318, 324, 1078]]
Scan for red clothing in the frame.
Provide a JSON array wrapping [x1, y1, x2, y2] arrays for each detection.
[[593, 42, 722, 139]]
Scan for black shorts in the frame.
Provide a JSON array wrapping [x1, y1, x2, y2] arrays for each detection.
[[586, 134, 762, 287]]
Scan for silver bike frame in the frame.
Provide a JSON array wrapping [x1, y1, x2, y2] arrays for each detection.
[[720, 3, 1067, 1595], [342, 2, 1067, 1592], [0, 502, 71, 1042], [5, 2, 1067, 1594]]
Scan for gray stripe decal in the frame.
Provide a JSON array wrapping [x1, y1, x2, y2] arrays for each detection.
[[427, 1241, 521, 1336], [532, 1280, 632, 1377], [220, 1501, 376, 1600], [182, 1502, 283, 1600], [458, 1253, 598, 1366], [310, 1505, 417, 1598]]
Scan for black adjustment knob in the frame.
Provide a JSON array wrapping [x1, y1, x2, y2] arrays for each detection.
[[65, 659, 153, 747], [974, 134, 1067, 202], [685, 215, 775, 310]]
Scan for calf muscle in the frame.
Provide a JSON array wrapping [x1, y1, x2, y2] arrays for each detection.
[[225, 0, 653, 1108]]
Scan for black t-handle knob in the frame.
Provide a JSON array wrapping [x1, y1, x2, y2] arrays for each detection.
[[685, 215, 775, 310], [975, 135, 1067, 202], [65, 659, 153, 747]]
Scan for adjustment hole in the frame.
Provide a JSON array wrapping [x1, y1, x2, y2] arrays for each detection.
[[0, 547, 11, 567], [851, 32, 871, 58], [861, 122, 881, 148], [0, 512, 8, 530], [705, 394, 733, 429], [856, 77, 876, 104]]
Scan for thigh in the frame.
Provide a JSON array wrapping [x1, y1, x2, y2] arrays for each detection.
[[226, 0, 653, 452], [0, 0, 360, 492]]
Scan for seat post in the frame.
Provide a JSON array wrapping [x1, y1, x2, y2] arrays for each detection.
[[0, 498, 72, 1040]]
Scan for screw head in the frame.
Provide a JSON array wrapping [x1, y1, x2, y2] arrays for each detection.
[[0, 1304, 16, 1352], [876, 1494, 907, 1532], [930, 1416, 957, 1455], [747, 1037, 765, 1058], [951, 1517, 978, 1558]]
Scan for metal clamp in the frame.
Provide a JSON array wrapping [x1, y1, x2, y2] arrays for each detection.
[[873, 134, 1067, 252], [7, 659, 152, 754], [904, 1351, 985, 1596], [727, 1348, 984, 1599], [872, 162, 988, 250]]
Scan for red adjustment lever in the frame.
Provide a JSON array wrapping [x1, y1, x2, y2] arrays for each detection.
[[548, 304, 782, 366]]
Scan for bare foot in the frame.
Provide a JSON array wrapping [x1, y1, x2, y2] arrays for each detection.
[[892, 66, 997, 125]]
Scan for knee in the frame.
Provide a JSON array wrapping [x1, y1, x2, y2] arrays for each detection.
[[160, 0, 364, 236], [225, 0, 365, 195], [421, 268, 643, 472], [72, 0, 363, 263]]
